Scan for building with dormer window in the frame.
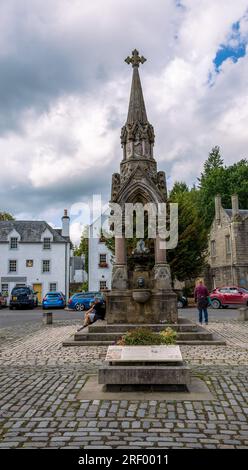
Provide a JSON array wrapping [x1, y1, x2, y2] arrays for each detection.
[[0, 210, 71, 303], [207, 195, 248, 289]]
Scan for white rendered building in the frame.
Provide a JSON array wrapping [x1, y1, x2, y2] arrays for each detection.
[[0, 211, 71, 303], [88, 218, 113, 292]]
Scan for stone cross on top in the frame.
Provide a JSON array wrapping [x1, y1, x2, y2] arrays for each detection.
[[125, 49, 146, 68]]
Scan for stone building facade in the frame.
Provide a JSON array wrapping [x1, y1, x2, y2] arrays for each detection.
[[208, 194, 248, 289]]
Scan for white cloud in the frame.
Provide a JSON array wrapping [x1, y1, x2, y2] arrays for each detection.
[[1, 0, 248, 242]]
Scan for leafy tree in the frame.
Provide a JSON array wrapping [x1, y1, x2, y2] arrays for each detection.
[[73, 226, 89, 273], [0, 212, 14, 220], [167, 186, 208, 282], [225, 159, 248, 209], [198, 146, 248, 227], [169, 181, 189, 199]]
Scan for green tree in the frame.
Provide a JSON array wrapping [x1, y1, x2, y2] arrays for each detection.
[[73, 226, 89, 273], [198, 146, 248, 227], [167, 186, 208, 282], [201, 145, 224, 176], [0, 212, 14, 220], [169, 181, 189, 200]]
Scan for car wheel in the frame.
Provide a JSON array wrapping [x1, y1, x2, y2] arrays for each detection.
[[177, 300, 184, 309], [211, 298, 221, 309], [9, 306, 13, 310], [75, 303, 85, 311]]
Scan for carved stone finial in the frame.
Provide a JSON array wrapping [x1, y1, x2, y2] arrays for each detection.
[[125, 49, 147, 68]]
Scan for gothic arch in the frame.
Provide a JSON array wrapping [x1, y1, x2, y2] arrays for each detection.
[[117, 180, 164, 205]]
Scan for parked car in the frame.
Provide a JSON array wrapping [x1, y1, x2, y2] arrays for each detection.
[[9, 286, 38, 309], [0, 292, 7, 309], [42, 292, 66, 309], [177, 294, 188, 309], [209, 286, 248, 309], [68, 291, 105, 311]]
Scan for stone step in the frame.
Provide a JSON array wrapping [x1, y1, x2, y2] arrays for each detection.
[[63, 338, 225, 347], [74, 331, 213, 342], [88, 323, 198, 333], [63, 340, 114, 346], [177, 340, 226, 345]]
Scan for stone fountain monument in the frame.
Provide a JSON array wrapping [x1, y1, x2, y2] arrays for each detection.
[[63, 50, 225, 353], [106, 49, 178, 324]]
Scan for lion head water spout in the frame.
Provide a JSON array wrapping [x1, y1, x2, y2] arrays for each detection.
[[132, 275, 151, 304]]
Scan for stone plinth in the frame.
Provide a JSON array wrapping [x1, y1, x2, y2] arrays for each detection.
[[98, 344, 191, 391], [106, 289, 178, 324], [99, 365, 190, 387]]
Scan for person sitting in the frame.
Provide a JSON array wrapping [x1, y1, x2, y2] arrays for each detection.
[[82, 298, 105, 328]]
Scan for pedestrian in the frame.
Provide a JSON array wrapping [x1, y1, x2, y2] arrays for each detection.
[[194, 280, 209, 325], [82, 298, 105, 328]]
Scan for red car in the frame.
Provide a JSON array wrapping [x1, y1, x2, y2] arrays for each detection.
[[0, 292, 7, 309], [210, 286, 248, 309]]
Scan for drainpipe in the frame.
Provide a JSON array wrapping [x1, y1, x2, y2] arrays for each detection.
[[229, 224, 234, 285]]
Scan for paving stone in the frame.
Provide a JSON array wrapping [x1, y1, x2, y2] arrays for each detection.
[[0, 319, 247, 449]]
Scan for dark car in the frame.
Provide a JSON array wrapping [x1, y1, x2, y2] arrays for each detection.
[[177, 295, 188, 309], [9, 286, 38, 310], [42, 292, 66, 309], [0, 292, 7, 309]]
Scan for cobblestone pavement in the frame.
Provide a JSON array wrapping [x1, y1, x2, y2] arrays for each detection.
[[0, 320, 247, 448]]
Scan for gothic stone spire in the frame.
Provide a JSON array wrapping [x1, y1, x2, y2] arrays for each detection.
[[121, 49, 155, 161]]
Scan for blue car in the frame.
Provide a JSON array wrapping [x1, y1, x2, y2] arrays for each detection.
[[68, 291, 105, 311], [42, 292, 66, 309]]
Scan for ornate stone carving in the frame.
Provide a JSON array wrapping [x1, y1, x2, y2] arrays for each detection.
[[112, 265, 128, 290], [132, 239, 150, 255], [125, 49, 146, 68], [157, 171, 167, 198], [111, 173, 120, 201], [153, 264, 172, 290]]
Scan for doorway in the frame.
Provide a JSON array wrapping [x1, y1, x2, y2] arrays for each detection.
[[33, 284, 42, 304]]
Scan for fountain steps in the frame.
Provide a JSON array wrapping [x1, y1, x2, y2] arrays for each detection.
[[62, 319, 226, 347], [74, 331, 213, 341]]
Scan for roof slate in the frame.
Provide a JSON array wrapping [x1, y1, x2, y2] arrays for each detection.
[[225, 209, 248, 219], [0, 221, 68, 243]]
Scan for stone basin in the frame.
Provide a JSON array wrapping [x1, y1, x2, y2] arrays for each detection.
[[132, 289, 151, 303]]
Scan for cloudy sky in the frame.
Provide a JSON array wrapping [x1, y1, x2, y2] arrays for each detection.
[[0, 0, 248, 243]]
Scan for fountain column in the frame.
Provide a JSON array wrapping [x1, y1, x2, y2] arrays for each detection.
[[155, 235, 166, 264], [115, 236, 126, 264], [153, 235, 172, 290], [111, 235, 128, 291]]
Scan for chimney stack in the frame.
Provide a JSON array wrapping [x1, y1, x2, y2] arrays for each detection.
[[215, 194, 222, 224], [231, 194, 239, 218], [62, 209, 70, 237]]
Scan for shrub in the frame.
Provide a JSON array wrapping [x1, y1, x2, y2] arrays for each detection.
[[117, 327, 177, 346]]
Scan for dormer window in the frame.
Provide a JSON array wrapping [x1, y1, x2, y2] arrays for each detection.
[[10, 237, 18, 249], [43, 238, 51, 250]]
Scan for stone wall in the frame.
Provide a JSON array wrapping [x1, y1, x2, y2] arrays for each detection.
[[208, 198, 248, 289]]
